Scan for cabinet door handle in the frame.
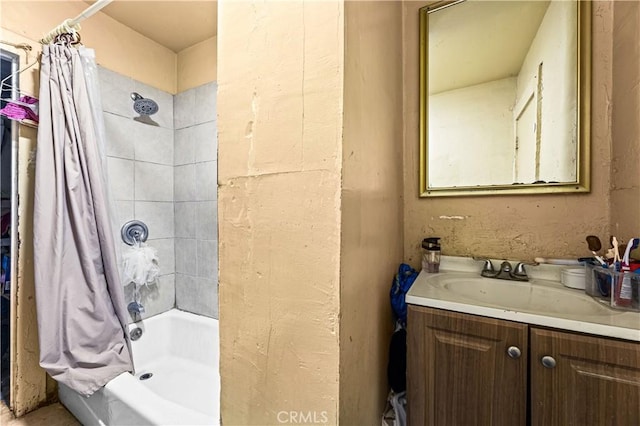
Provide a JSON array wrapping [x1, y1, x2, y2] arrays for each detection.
[[541, 355, 557, 368], [507, 346, 521, 359]]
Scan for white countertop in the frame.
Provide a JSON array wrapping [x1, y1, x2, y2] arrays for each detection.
[[406, 256, 640, 342]]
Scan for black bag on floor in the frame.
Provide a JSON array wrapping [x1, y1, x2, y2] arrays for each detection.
[[387, 325, 406, 393]]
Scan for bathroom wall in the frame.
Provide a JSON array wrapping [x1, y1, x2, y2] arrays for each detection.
[[218, 0, 404, 423], [100, 73, 219, 322], [402, 1, 614, 265], [611, 0, 640, 241], [218, 1, 344, 423], [98, 67, 177, 321], [173, 82, 219, 318], [177, 36, 217, 93], [0, 1, 177, 93], [340, 1, 403, 423]]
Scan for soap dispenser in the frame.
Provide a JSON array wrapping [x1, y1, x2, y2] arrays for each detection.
[[422, 237, 441, 273]]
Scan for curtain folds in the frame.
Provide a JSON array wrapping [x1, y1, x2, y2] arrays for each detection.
[[34, 44, 132, 396]]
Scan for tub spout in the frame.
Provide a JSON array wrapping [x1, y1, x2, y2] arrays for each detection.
[[128, 301, 145, 321]]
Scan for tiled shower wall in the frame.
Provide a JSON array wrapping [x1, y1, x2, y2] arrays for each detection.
[[100, 68, 219, 321], [174, 83, 219, 318], [100, 67, 176, 321]]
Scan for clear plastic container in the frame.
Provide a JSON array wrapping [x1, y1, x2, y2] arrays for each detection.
[[421, 237, 441, 273], [585, 264, 640, 311]]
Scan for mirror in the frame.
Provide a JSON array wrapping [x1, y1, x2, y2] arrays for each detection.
[[419, 0, 591, 197]]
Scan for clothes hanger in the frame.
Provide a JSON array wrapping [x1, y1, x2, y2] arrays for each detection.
[[0, 52, 40, 123], [1, 28, 82, 123], [0, 54, 39, 99]]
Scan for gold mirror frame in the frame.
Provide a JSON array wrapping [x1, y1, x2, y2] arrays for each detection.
[[419, 0, 591, 197]]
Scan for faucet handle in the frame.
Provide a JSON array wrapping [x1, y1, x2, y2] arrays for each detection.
[[473, 257, 495, 273], [514, 261, 538, 276]]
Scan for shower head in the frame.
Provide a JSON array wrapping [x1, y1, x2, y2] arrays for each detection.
[[130, 92, 159, 116]]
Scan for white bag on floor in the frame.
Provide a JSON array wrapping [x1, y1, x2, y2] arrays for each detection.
[[382, 390, 406, 426]]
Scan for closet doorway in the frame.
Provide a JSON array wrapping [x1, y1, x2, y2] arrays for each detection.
[[0, 48, 20, 409]]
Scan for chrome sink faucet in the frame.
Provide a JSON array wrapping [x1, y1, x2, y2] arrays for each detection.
[[475, 258, 535, 282]]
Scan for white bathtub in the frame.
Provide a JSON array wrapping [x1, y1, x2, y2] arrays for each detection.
[[59, 309, 220, 425]]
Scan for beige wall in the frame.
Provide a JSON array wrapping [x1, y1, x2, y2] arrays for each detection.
[[0, 0, 177, 93], [611, 1, 640, 240], [217, 1, 343, 423], [339, 1, 403, 423], [177, 36, 217, 92], [403, 1, 615, 266]]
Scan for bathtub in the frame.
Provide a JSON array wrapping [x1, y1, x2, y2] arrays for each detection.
[[59, 309, 220, 425]]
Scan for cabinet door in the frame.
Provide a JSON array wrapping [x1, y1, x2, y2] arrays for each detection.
[[531, 327, 640, 426], [407, 306, 528, 426]]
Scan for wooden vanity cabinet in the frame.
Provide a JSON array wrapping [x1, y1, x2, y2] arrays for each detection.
[[530, 328, 640, 426], [407, 305, 528, 426], [407, 305, 640, 426]]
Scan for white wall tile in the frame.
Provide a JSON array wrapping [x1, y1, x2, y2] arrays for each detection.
[[175, 273, 196, 312], [194, 82, 217, 125], [98, 67, 134, 118], [147, 238, 175, 277], [135, 201, 174, 239], [114, 201, 134, 230], [135, 162, 173, 201], [174, 126, 196, 166], [175, 238, 197, 274], [107, 157, 134, 201], [174, 164, 196, 201], [197, 239, 218, 279], [176, 274, 218, 318], [195, 162, 217, 201], [174, 88, 196, 129], [102, 78, 222, 321], [124, 274, 176, 322], [135, 124, 174, 165], [175, 202, 197, 238], [196, 201, 217, 240], [104, 113, 135, 159], [193, 121, 217, 162]]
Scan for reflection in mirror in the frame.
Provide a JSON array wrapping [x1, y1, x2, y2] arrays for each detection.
[[420, 0, 590, 196]]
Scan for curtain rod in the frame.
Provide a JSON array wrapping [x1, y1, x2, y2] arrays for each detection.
[[40, 0, 114, 44]]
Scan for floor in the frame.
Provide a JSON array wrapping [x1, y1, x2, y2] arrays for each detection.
[[1, 402, 79, 426]]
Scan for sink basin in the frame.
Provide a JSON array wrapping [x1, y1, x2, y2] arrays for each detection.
[[425, 273, 618, 317]]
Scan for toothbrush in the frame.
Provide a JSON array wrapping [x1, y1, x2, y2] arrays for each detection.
[[612, 237, 621, 272], [614, 237, 639, 307], [619, 238, 640, 304], [622, 238, 639, 267]]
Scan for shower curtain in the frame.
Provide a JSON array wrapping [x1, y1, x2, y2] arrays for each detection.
[[33, 44, 133, 396]]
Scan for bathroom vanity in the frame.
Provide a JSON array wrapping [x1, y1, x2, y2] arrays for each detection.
[[405, 257, 640, 426]]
